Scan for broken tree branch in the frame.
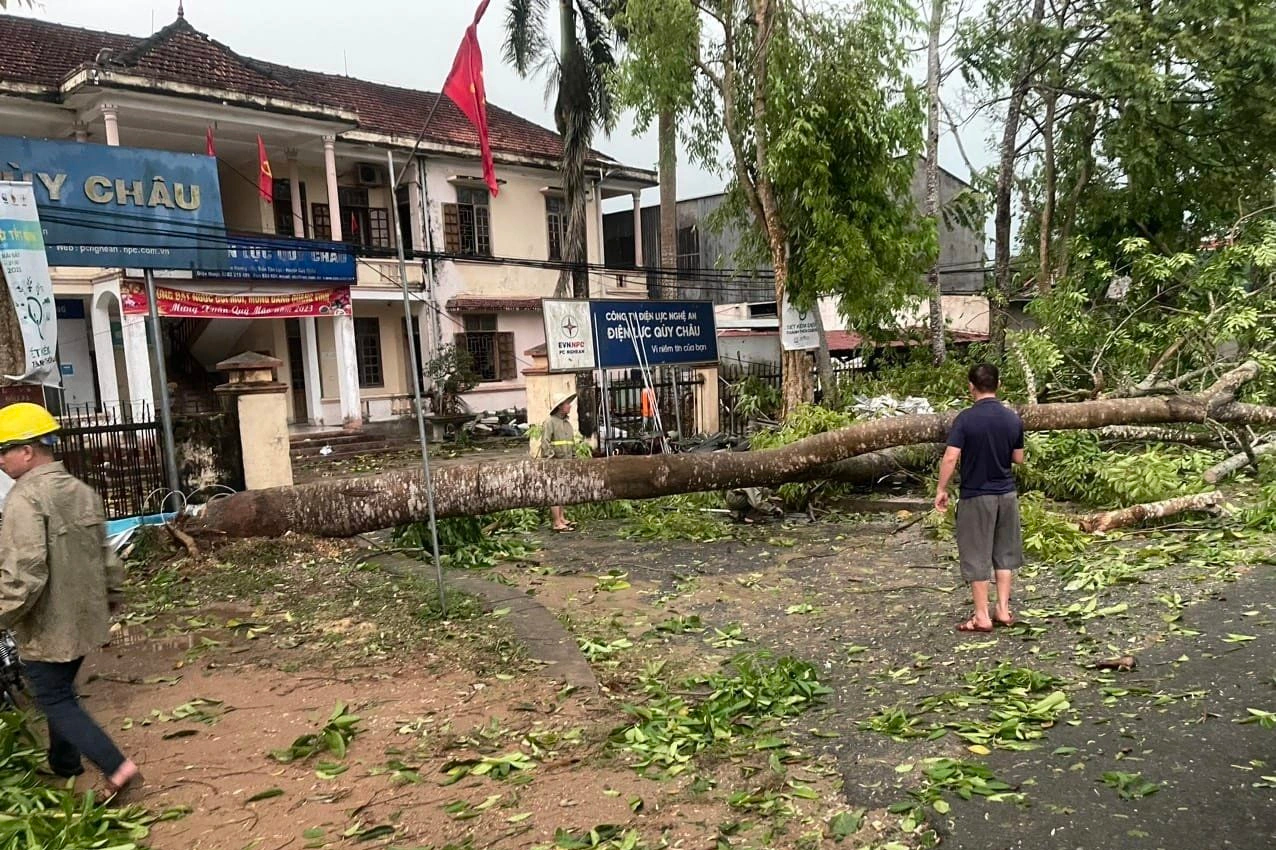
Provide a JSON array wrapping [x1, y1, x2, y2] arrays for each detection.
[[1077, 491, 1226, 534], [1203, 443, 1276, 484], [192, 362, 1276, 539], [1098, 425, 1230, 447]]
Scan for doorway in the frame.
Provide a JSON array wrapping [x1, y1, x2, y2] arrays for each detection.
[[285, 319, 307, 422]]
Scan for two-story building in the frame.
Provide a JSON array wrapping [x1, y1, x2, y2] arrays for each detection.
[[0, 11, 655, 426]]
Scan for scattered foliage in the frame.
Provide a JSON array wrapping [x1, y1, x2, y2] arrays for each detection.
[[270, 702, 361, 764], [611, 653, 831, 776], [0, 712, 163, 850]]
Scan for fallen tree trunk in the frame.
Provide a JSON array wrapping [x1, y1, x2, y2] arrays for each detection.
[[1203, 443, 1276, 484], [194, 363, 1275, 539], [821, 444, 944, 484], [1077, 490, 1225, 534]]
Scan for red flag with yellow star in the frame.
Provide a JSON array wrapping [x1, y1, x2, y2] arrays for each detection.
[[443, 0, 498, 196], [257, 134, 273, 204]]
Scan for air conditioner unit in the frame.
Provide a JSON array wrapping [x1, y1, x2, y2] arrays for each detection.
[[355, 164, 385, 187]]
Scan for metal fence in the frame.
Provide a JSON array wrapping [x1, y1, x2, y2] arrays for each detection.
[[57, 407, 165, 520], [717, 358, 865, 437], [601, 367, 705, 444]]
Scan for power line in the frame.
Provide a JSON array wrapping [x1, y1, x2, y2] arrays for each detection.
[[33, 207, 1016, 301]]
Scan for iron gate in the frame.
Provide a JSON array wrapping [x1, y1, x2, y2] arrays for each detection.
[[602, 367, 704, 441], [57, 407, 165, 520]]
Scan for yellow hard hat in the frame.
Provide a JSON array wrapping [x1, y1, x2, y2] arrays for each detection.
[[0, 403, 60, 451]]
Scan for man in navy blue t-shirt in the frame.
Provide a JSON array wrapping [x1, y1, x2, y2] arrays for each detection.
[[934, 363, 1025, 633]]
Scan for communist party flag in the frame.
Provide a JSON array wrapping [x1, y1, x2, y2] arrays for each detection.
[[443, 0, 498, 196], [257, 135, 273, 203], [205, 126, 216, 157]]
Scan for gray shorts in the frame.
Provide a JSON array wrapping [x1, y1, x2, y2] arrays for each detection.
[[955, 492, 1024, 582]]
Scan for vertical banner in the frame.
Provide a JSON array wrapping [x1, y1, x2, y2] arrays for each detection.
[[0, 182, 58, 385], [542, 298, 597, 372], [781, 297, 820, 351]]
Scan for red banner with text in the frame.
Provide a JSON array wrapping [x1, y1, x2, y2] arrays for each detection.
[[120, 283, 352, 319]]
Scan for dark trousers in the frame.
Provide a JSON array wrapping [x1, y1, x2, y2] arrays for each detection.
[[24, 657, 126, 778]]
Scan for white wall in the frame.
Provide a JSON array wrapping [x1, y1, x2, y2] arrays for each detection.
[[819, 294, 991, 337], [719, 333, 780, 366]]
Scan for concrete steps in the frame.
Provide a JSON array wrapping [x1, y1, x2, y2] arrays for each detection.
[[289, 429, 420, 463]]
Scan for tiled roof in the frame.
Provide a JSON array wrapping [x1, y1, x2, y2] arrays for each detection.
[[0, 15, 134, 88], [0, 13, 611, 165]]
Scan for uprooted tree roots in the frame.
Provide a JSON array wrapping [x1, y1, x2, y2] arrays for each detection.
[[192, 362, 1276, 540]]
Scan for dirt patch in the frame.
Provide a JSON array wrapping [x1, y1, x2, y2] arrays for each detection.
[[45, 532, 854, 850]]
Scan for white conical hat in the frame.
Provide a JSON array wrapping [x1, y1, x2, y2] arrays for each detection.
[[550, 391, 577, 413]]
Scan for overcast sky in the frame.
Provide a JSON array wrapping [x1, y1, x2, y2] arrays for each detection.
[[13, 0, 992, 215]]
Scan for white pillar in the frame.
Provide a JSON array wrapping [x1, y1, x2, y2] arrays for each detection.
[[287, 149, 305, 238], [632, 192, 644, 267], [120, 313, 154, 414], [101, 103, 120, 146], [90, 291, 121, 416], [407, 160, 425, 252], [333, 314, 362, 427], [415, 298, 433, 368], [299, 317, 323, 425], [323, 135, 343, 242], [73, 122, 89, 143]]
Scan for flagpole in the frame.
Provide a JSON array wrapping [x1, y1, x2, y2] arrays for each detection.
[[387, 148, 447, 615], [391, 93, 446, 194]]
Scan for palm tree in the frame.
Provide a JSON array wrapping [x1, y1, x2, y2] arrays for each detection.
[[505, 0, 616, 300], [505, 0, 617, 436]]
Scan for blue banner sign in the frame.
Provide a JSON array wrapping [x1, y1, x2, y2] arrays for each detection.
[[194, 235, 356, 282], [590, 300, 718, 369], [0, 135, 227, 271]]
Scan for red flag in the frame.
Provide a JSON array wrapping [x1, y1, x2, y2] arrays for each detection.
[[443, 0, 498, 196], [256, 134, 273, 204], [205, 126, 216, 157]]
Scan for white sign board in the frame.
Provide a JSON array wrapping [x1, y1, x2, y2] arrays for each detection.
[[781, 297, 820, 351], [0, 471, 11, 513], [0, 182, 58, 385], [542, 298, 597, 373]]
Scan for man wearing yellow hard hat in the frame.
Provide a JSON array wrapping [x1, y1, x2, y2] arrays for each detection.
[[0, 403, 140, 797]]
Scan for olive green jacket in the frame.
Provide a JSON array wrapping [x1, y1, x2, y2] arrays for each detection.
[[539, 413, 576, 459], [0, 462, 123, 662]]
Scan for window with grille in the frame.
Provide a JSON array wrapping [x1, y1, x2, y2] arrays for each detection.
[[546, 195, 567, 261], [272, 179, 309, 237], [443, 188, 492, 256], [368, 208, 392, 249], [676, 224, 700, 271], [311, 203, 332, 240], [455, 314, 515, 382], [354, 317, 384, 388]]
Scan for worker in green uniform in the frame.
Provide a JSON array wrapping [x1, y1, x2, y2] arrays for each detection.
[[539, 392, 577, 532]]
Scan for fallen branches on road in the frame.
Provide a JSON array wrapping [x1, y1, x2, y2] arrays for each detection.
[[1077, 491, 1225, 534], [193, 362, 1276, 539]]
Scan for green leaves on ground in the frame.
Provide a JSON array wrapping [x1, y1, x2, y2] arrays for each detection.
[[1236, 708, 1276, 729], [395, 510, 540, 569], [863, 663, 1070, 750], [611, 652, 831, 776], [537, 824, 649, 850], [0, 711, 158, 850], [270, 702, 361, 764], [441, 751, 535, 785], [1100, 771, 1160, 800], [890, 758, 1023, 833]]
